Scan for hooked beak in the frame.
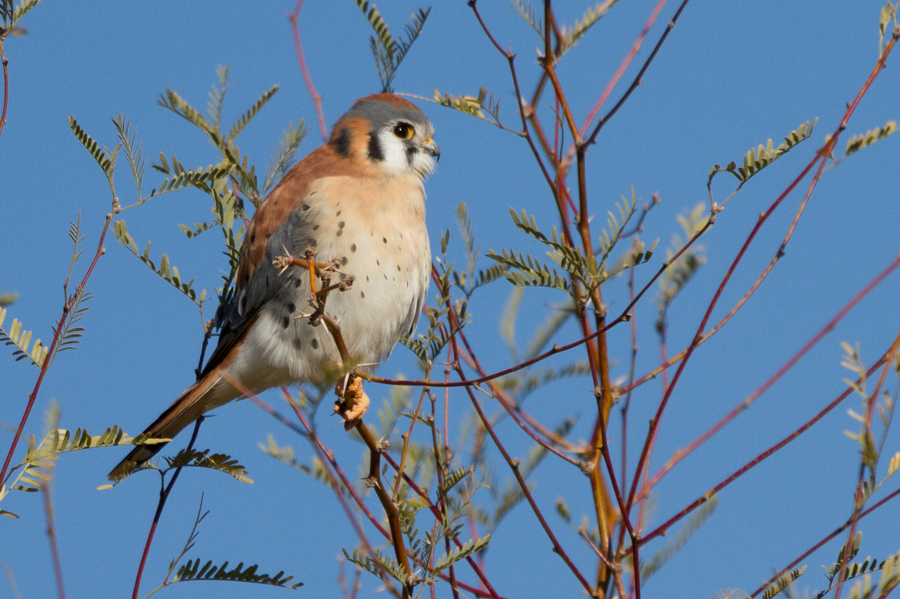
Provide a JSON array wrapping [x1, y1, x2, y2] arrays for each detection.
[[422, 137, 440, 161]]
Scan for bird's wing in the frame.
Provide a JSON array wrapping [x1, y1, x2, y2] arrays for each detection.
[[201, 144, 368, 375]]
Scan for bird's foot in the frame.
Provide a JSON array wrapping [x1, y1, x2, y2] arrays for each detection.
[[334, 374, 370, 431]]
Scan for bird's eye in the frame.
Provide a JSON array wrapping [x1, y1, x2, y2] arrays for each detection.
[[393, 123, 415, 140]]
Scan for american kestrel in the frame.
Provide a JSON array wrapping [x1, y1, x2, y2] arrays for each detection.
[[109, 93, 439, 481]]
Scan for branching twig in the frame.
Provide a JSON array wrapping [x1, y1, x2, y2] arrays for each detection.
[[625, 29, 898, 520], [0, 209, 117, 488]]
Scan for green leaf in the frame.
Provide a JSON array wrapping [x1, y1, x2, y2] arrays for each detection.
[[0, 306, 47, 367], [227, 84, 279, 143], [710, 119, 817, 187], [111, 113, 145, 201], [153, 159, 232, 196], [0, 292, 17, 307], [171, 558, 302, 589], [158, 88, 215, 138], [355, 1, 429, 92], [761, 566, 805, 599], [343, 547, 409, 585], [558, 1, 618, 57], [163, 448, 253, 483], [640, 494, 718, 581], [207, 64, 230, 129], [437, 466, 473, 501], [113, 220, 206, 306], [2, 0, 43, 26], [511, 0, 542, 37], [432, 535, 490, 576], [845, 120, 897, 158], [487, 248, 571, 292], [262, 121, 307, 194], [68, 116, 118, 178]]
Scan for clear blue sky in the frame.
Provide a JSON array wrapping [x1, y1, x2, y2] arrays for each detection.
[[2, 1, 899, 598]]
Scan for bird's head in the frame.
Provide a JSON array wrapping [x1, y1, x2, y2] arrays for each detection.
[[329, 93, 439, 179]]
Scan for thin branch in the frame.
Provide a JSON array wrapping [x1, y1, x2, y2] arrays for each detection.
[[636, 329, 900, 551], [833, 324, 900, 599], [450, 330, 596, 595], [0, 208, 116, 487], [247, 385, 504, 599], [363, 217, 712, 391], [131, 417, 204, 599], [638, 256, 900, 499], [624, 30, 897, 516], [583, 0, 690, 145], [42, 470, 66, 599], [0, 38, 8, 139], [750, 481, 900, 598], [288, 0, 328, 142]]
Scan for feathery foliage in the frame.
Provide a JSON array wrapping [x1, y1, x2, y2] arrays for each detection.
[[760, 568, 805, 599], [708, 120, 817, 204], [844, 120, 897, 158], [557, 1, 619, 58], [0, 307, 47, 367], [658, 202, 708, 324], [113, 220, 207, 306], [163, 449, 253, 484], [641, 495, 719, 580], [68, 116, 117, 181], [169, 559, 302, 590], [354, 1, 430, 92]]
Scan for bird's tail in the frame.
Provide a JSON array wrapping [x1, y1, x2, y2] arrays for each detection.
[[108, 375, 224, 482]]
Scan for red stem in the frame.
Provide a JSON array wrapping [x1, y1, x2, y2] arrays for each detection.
[[288, 0, 328, 143], [0, 212, 114, 487], [637, 334, 900, 550], [638, 256, 900, 500], [132, 417, 204, 599], [580, 0, 670, 139], [750, 481, 900, 598], [0, 39, 8, 139]]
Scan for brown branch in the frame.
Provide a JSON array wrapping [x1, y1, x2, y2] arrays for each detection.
[[252, 386, 504, 598], [451, 337, 596, 596], [364, 219, 711, 392], [468, 0, 572, 245], [288, 0, 328, 142], [262, 388, 403, 597]]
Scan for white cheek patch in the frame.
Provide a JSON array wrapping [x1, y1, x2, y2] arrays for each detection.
[[374, 131, 436, 178], [376, 132, 413, 176]]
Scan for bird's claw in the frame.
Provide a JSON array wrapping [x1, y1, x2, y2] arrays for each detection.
[[334, 374, 370, 430]]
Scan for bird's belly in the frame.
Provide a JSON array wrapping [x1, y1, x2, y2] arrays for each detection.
[[231, 207, 431, 388]]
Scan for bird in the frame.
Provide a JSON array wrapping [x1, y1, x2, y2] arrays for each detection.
[[109, 93, 439, 481]]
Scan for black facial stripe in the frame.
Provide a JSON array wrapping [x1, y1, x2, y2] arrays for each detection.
[[405, 143, 418, 165], [331, 126, 352, 157], [367, 131, 384, 161]]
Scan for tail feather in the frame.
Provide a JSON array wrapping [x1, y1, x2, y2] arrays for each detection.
[[109, 376, 224, 482]]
